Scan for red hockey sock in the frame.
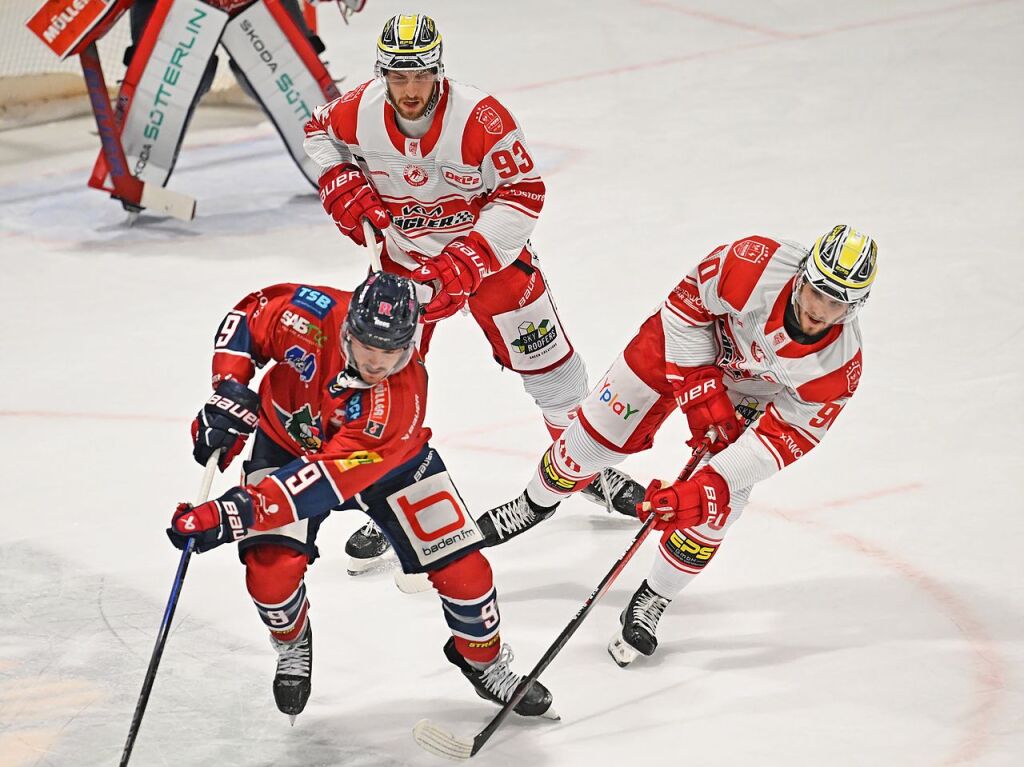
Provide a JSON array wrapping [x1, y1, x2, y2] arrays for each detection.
[[429, 551, 500, 666], [243, 544, 310, 642]]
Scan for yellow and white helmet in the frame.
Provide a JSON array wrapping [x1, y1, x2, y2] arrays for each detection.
[[375, 14, 444, 78], [795, 225, 878, 322]]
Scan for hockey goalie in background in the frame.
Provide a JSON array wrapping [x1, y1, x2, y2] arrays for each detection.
[[26, 0, 367, 219]]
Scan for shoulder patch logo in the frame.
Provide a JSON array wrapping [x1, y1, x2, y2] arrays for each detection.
[[475, 104, 504, 135], [731, 239, 770, 264], [845, 359, 863, 396]]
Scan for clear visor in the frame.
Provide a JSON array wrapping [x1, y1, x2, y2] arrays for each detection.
[[792, 272, 864, 326], [343, 331, 414, 383], [381, 67, 440, 85]]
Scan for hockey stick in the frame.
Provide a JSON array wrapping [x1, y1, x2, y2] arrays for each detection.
[[362, 219, 384, 272], [412, 439, 715, 761], [118, 450, 220, 767]]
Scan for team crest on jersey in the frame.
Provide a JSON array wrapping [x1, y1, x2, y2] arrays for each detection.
[[732, 239, 770, 264], [475, 104, 504, 135], [845, 359, 863, 395], [277, 403, 323, 451], [403, 165, 428, 186], [750, 340, 765, 363], [511, 320, 557, 355], [284, 346, 317, 383]]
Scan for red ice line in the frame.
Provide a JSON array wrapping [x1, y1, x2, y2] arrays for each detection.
[[766, 491, 1005, 766]]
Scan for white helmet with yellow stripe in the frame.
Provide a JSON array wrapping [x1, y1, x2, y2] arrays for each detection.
[[795, 225, 878, 323], [375, 14, 444, 78]]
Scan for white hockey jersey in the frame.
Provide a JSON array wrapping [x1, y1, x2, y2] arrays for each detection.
[[660, 236, 865, 491], [303, 78, 544, 272]]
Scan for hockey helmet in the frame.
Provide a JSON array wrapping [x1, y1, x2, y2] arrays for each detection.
[[375, 14, 444, 78], [345, 271, 420, 351], [793, 225, 878, 323]]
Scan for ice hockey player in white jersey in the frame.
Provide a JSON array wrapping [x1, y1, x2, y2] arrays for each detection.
[[303, 13, 643, 572], [474, 225, 878, 665]]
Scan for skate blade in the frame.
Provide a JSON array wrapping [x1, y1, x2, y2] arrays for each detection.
[[538, 706, 560, 721], [608, 632, 640, 668], [413, 718, 474, 761], [346, 551, 393, 576], [288, 714, 297, 726]]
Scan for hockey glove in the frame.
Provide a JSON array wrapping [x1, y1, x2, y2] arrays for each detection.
[[167, 487, 254, 553], [636, 467, 730, 531], [318, 163, 390, 246], [674, 366, 743, 454], [191, 380, 260, 472], [412, 233, 496, 323]]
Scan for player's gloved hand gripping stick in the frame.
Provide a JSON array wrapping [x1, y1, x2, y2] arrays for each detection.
[[411, 432, 721, 761], [118, 450, 220, 767]]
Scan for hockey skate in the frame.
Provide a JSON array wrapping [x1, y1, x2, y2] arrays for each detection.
[[581, 467, 643, 518], [443, 637, 558, 719], [271, 622, 313, 721], [345, 518, 392, 575], [476, 492, 558, 547], [608, 580, 671, 668]]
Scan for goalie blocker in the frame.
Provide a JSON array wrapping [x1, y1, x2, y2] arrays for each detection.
[[27, 0, 341, 217]]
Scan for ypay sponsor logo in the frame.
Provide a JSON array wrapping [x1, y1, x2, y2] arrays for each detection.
[[596, 379, 640, 420]]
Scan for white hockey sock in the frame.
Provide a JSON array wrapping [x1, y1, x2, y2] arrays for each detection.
[[646, 555, 699, 601], [521, 351, 589, 430], [525, 418, 628, 507]]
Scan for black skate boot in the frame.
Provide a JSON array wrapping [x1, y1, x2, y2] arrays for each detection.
[[443, 637, 558, 719], [271, 622, 313, 721], [581, 467, 643, 518], [345, 518, 392, 575], [608, 580, 671, 667], [476, 492, 558, 547]]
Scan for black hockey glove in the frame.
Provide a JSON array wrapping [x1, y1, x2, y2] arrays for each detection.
[[191, 380, 260, 471]]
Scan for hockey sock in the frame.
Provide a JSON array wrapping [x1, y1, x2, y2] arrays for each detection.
[[647, 526, 725, 599], [244, 544, 310, 642], [428, 551, 500, 666], [525, 419, 630, 507]]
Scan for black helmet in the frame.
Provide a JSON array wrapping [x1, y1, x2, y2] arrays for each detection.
[[345, 271, 420, 351]]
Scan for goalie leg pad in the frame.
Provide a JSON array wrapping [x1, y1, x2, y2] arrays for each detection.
[[110, 0, 230, 187], [220, 0, 342, 186]]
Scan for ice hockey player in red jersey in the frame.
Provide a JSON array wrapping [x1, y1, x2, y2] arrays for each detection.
[[168, 272, 555, 720], [474, 225, 878, 666], [303, 13, 643, 570]]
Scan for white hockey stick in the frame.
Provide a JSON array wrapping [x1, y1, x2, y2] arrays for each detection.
[[362, 218, 383, 272]]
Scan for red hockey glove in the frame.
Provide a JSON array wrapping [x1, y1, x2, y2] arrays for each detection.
[[167, 487, 254, 553], [318, 163, 389, 246], [636, 467, 730, 531], [411, 233, 496, 323], [191, 380, 260, 472], [674, 367, 743, 454]]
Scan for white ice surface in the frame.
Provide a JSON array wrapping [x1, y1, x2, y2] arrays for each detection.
[[1, 1, 1022, 766]]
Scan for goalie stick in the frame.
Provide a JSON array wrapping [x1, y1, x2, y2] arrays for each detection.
[[118, 450, 219, 767], [412, 434, 719, 761]]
